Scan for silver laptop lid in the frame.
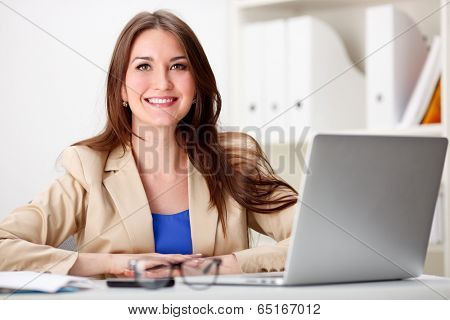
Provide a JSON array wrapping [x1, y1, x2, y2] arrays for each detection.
[[284, 134, 447, 285]]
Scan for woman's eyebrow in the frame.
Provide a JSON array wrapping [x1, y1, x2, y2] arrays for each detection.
[[132, 56, 187, 62]]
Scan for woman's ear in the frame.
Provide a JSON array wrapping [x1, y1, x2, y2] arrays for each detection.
[[121, 84, 128, 101]]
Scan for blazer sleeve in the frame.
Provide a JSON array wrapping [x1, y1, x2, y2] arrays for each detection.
[[229, 131, 310, 273], [232, 200, 295, 273], [0, 148, 87, 274]]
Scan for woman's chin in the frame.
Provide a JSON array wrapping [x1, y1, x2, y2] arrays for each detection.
[[142, 117, 180, 129], [140, 110, 181, 126], [133, 105, 190, 129]]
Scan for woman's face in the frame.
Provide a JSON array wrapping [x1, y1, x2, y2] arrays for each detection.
[[122, 29, 196, 129]]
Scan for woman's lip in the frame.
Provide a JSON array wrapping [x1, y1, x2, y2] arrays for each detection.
[[144, 97, 178, 108], [147, 96, 178, 99]]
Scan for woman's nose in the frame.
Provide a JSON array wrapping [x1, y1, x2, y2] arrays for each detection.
[[152, 68, 173, 91]]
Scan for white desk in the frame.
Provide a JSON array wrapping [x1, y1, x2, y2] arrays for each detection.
[[2, 275, 450, 300]]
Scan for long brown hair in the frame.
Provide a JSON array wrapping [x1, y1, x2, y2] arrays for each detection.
[[72, 10, 298, 234]]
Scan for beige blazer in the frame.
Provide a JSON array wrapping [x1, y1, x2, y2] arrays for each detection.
[[0, 142, 294, 275]]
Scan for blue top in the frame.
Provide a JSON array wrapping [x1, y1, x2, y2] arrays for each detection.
[[151, 209, 193, 254]]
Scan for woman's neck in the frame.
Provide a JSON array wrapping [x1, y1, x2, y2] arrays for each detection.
[[131, 122, 187, 177]]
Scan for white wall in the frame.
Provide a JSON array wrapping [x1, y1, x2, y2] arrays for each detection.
[[0, 0, 230, 218]]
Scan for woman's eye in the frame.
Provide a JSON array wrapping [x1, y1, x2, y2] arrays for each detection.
[[170, 64, 187, 70], [137, 64, 151, 71]]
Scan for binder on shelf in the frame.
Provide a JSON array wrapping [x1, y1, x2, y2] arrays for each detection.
[[263, 19, 287, 140], [241, 16, 365, 141], [286, 15, 365, 138], [399, 36, 442, 128], [241, 21, 265, 130], [307, 16, 365, 131], [285, 16, 313, 142], [366, 4, 428, 129], [421, 79, 441, 125]]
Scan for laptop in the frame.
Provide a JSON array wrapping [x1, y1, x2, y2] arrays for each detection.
[[187, 134, 448, 286]]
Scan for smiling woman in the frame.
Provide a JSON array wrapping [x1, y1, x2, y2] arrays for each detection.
[[0, 10, 298, 278]]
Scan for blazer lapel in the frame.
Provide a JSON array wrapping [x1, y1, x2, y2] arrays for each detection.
[[103, 145, 154, 253], [188, 161, 218, 256], [102, 145, 219, 256]]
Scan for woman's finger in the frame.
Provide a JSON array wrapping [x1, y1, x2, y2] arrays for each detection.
[[144, 268, 171, 279], [122, 269, 135, 278], [168, 253, 202, 261], [183, 258, 204, 267]]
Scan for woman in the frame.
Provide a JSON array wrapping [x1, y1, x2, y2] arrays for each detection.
[[0, 10, 297, 277]]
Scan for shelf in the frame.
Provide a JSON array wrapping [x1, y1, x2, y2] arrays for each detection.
[[321, 124, 443, 137], [231, 0, 450, 276], [236, 0, 417, 10], [237, 0, 358, 9], [428, 243, 444, 253]]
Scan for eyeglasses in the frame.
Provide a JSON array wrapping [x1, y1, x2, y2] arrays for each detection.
[[130, 257, 222, 290]]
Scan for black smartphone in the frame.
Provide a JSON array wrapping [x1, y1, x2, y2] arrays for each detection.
[[106, 277, 175, 289]]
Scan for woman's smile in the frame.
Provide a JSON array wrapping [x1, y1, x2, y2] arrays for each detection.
[[144, 96, 179, 108]]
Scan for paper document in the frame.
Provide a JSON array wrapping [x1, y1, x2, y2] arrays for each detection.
[[0, 271, 94, 293]]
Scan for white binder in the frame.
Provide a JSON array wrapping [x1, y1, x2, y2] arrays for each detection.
[[308, 17, 365, 131], [263, 19, 287, 142], [366, 4, 428, 128], [241, 22, 265, 134], [399, 36, 441, 128], [287, 16, 365, 136], [286, 17, 312, 142], [240, 16, 365, 141]]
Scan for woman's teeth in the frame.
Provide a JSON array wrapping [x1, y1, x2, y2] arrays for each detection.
[[147, 98, 175, 104], [144, 97, 178, 108]]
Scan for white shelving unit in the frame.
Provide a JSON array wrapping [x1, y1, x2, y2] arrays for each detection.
[[229, 0, 450, 276]]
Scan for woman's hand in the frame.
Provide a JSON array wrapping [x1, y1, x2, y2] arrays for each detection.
[[69, 252, 241, 277], [214, 254, 242, 275], [115, 253, 242, 277], [69, 252, 201, 277], [109, 253, 202, 277]]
